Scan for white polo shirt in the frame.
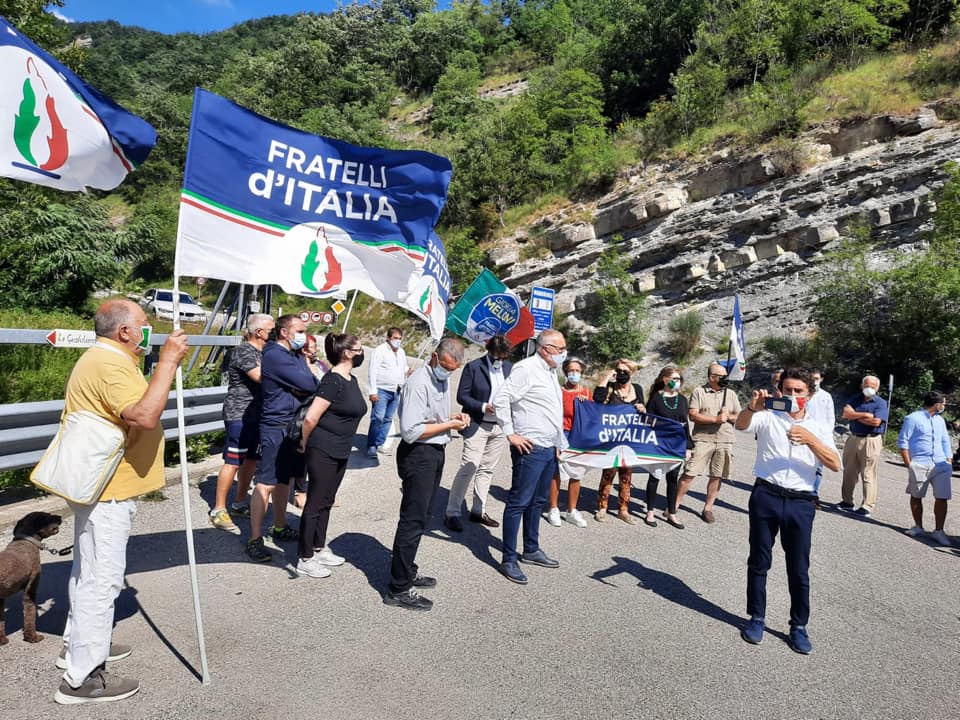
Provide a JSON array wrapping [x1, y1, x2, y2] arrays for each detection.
[[738, 409, 834, 493]]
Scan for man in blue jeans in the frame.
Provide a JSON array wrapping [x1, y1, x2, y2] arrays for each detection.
[[367, 327, 409, 458], [493, 329, 567, 585], [734, 367, 841, 654]]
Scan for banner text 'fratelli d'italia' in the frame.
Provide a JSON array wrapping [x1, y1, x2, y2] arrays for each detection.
[[175, 89, 452, 337]]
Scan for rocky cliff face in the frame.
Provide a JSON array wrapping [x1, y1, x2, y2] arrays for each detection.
[[489, 106, 960, 378]]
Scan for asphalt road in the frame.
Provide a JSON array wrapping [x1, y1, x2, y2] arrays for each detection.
[[1, 414, 958, 719]]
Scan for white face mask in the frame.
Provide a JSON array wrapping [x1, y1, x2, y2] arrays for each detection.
[[290, 332, 307, 350], [390, 338, 402, 350], [491, 359, 503, 371], [566, 372, 581, 384], [550, 350, 567, 367], [135, 325, 152, 354], [433, 364, 451, 382], [862, 387, 877, 398]]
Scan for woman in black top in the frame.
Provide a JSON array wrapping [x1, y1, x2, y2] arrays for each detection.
[[296, 333, 368, 578], [644, 365, 692, 529], [592, 358, 646, 524]]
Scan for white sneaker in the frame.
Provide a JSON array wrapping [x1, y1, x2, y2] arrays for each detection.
[[296, 557, 331, 578], [545, 507, 562, 527], [314, 547, 345, 566], [905, 526, 925, 538], [930, 529, 952, 546], [564, 508, 588, 528], [367, 446, 378, 458]]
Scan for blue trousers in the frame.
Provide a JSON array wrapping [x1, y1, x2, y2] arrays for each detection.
[[746, 481, 816, 627], [502, 446, 557, 564], [367, 387, 399, 449]]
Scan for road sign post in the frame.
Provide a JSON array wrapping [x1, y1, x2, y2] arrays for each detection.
[[529, 286, 556, 333]]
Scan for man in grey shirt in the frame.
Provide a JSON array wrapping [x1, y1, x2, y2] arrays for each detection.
[[383, 338, 470, 611]]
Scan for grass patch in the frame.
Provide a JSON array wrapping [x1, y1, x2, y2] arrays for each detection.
[[665, 309, 704, 364], [497, 192, 569, 238], [804, 53, 923, 123]]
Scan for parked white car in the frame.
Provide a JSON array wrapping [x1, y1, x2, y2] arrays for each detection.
[[139, 288, 208, 323]]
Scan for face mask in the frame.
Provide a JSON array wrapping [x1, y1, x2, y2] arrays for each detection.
[[550, 350, 567, 367], [290, 332, 307, 351], [615, 371, 631, 385], [390, 339, 402, 350], [783, 395, 807, 413], [667, 379, 681, 390], [433, 364, 452, 382], [566, 373, 581, 385], [862, 387, 877, 398], [136, 325, 152, 353], [491, 359, 504, 371], [351, 352, 364, 368], [716, 376, 729, 387], [813, 381, 821, 391]]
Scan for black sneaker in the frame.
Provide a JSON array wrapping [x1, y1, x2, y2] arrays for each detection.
[[54, 668, 139, 705], [229, 503, 251, 517], [383, 587, 433, 611], [442, 515, 464, 532], [412, 573, 437, 588], [246, 537, 272, 563], [270, 524, 299, 542]]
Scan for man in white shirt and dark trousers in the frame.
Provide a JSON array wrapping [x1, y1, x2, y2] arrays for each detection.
[[444, 335, 513, 531], [367, 327, 409, 458], [734, 367, 841, 654], [494, 329, 567, 585], [383, 338, 469, 611]]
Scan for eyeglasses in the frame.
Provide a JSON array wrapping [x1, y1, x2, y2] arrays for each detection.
[[709, 373, 726, 378], [542, 343, 567, 352], [348, 346, 363, 352]]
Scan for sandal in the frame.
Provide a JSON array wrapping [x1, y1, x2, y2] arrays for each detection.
[[617, 511, 637, 525]]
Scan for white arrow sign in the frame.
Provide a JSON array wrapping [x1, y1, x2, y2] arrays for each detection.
[[46, 329, 96, 348]]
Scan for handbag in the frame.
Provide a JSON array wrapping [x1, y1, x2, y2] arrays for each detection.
[[30, 410, 125, 504], [286, 391, 319, 446]]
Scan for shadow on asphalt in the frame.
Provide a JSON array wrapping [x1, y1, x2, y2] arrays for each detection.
[[328, 532, 392, 594], [590, 555, 748, 632]]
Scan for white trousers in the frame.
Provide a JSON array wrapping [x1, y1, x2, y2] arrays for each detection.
[[63, 499, 136, 687], [446, 422, 506, 517]]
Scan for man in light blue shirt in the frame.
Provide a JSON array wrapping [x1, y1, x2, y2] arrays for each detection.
[[898, 391, 953, 546]]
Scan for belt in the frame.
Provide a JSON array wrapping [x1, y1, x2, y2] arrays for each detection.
[[851, 433, 880, 438], [755, 478, 817, 500]]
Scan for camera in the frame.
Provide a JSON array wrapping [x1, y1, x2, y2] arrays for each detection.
[[764, 397, 792, 412]]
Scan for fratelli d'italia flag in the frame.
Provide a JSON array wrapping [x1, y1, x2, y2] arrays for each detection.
[[0, 16, 156, 191], [175, 89, 452, 338]]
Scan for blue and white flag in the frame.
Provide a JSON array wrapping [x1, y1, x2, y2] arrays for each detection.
[[175, 89, 453, 336], [726, 294, 747, 381], [561, 402, 687, 475], [0, 16, 156, 191]]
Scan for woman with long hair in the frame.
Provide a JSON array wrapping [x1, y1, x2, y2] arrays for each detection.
[[644, 366, 692, 529], [295, 333, 368, 578]]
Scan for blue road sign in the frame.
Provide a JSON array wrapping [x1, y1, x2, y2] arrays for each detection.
[[529, 286, 555, 332]]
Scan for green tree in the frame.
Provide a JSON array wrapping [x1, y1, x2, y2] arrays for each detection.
[[430, 51, 484, 135], [589, 248, 649, 363]]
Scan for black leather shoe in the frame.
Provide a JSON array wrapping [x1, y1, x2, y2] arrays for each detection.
[[412, 573, 437, 588], [383, 588, 433, 611], [469, 512, 500, 528], [519, 550, 559, 568], [442, 515, 464, 532]]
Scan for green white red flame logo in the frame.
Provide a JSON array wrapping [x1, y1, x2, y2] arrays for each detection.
[[14, 57, 68, 172]]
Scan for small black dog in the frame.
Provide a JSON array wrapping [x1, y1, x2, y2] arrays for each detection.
[[0, 511, 62, 645]]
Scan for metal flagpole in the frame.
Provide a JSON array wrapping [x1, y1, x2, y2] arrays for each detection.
[[171, 276, 212, 685], [340, 289, 359, 333], [413, 335, 432, 369]]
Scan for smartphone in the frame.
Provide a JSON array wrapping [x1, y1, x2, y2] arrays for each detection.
[[764, 397, 792, 412]]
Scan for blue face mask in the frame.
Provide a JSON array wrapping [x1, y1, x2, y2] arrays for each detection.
[[433, 364, 452, 382], [566, 373, 581, 384], [290, 332, 307, 351]]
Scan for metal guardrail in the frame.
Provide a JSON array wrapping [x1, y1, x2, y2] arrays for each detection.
[[0, 386, 227, 472]]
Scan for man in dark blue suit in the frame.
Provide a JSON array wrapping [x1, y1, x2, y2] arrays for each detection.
[[443, 335, 513, 531]]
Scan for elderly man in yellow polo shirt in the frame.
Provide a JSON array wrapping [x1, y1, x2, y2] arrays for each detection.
[[53, 299, 188, 706]]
